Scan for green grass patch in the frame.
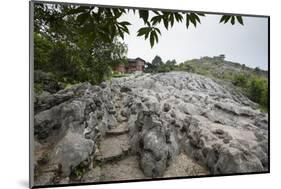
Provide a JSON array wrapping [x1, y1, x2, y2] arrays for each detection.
[[112, 73, 130, 78]]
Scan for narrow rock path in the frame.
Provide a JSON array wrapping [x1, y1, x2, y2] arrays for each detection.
[[82, 92, 209, 182], [83, 122, 143, 182], [164, 153, 209, 178], [33, 72, 268, 186], [95, 126, 130, 162], [82, 93, 146, 182]]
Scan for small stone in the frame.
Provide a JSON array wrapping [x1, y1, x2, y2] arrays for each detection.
[[214, 129, 224, 135], [95, 134, 130, 162], [170, 111, 176, 118], [82, 166, 101, 182], [106, 123, 129, 135], [120, 86, 132, 93], [100, 82, 107, 89], [34, 172, 56, 186], [121, 109, 130, 118], [223, 138, 230, 144], [59, 177, 70, 184], [108, 109, 116, 114], [117, 112, 128, 122], [163, 103, 171, 112]]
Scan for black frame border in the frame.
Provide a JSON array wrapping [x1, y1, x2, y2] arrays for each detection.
[[29, 0, 270, 188]]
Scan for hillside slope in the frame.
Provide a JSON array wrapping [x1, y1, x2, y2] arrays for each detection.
[[33, 72, 268, 186], [180, 57, 268, 78]]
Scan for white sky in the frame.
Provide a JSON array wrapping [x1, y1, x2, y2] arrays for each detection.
[[119, 11, 268, 70]]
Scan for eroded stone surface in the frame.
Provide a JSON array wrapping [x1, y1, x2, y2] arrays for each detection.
[[33, 72, 268, 185], [101, 156, 145, 181], [164, 153, 209, 177], [95, 134, 130, 162], [106, 122, 129, 135]]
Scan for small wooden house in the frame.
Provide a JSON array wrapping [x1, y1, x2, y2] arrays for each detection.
[[114, 58, 145, 73]]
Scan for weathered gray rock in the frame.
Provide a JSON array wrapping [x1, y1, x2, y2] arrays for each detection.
[[163, 103, 171, 112], [214, 146, 264, 174], [34, 72, 268, 184], [81, 166, 101, 182], [131, 111, 180, 177], [121, 108, 130, 118], [120, 86, 132, 93], [99, 82, 108, 89], [106, 122, 129, 135], [163, 153, 209, 177], [115, 72, 268, 175], [107, 114, 117, 129], [59, 177, 70, 184], [95, 134, 130, 162], [34, 99, 86, 142], [183, 116, 267, 174], [95, 156, 145, 182], [35, 91, 74, 113], [34, 171, 56, 186], [52, 131, 95, 176]]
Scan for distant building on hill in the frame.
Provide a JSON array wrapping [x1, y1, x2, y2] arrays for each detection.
[[213, 54, 225, 61], [199, 54, 226, 63], [114, 58, 146, 73]]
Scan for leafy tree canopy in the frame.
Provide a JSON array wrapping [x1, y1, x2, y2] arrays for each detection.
[[33, 2, 244, 88], [152, 55, 164, 66], [34, 3, 244, 48]]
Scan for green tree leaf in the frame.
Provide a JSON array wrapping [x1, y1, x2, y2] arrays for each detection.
[[77, 12, 90, 24], [231, 16, 235, 25], [191, 13, 201, 24], [224, 16, 231, 23], [144, 31, 150, 39], [154, 27, 161, 35], [151, 15, 162, 25], [137, 27, 151, 36], [118, 27, 124, 39], [150, 31, 155, 47], [188, 13, 197, 27], [163, 17, 169, 29], [236, 16, 244, 25], [67, 7, 87, 15], [186, 14, 190, 28], [113, 8, 122, 18], [169, 13, 175, 27], [119, 21, 131, 26], [220, 15, 231, 23], [196, 13, 205, 16], [139, 10, 149, 23], [152, 30, 158, 43], [174, 13, 183, 22]]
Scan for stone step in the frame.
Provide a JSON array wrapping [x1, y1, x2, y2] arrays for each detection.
[[83, 156, 146, 183], [106, 123, 129, 136], [95, 134, 130, 162], [117, 113, 128, 122], [163, 153, 209, 178]]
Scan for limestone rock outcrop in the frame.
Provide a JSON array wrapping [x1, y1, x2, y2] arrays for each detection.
[[33, 72, 268, 186]]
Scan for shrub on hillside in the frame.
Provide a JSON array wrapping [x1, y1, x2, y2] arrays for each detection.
[[247, 77, 268, 109], [233, 73, 248, 87]]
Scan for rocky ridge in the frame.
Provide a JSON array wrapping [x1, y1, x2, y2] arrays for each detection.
[[33, 72, 268, 186]]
